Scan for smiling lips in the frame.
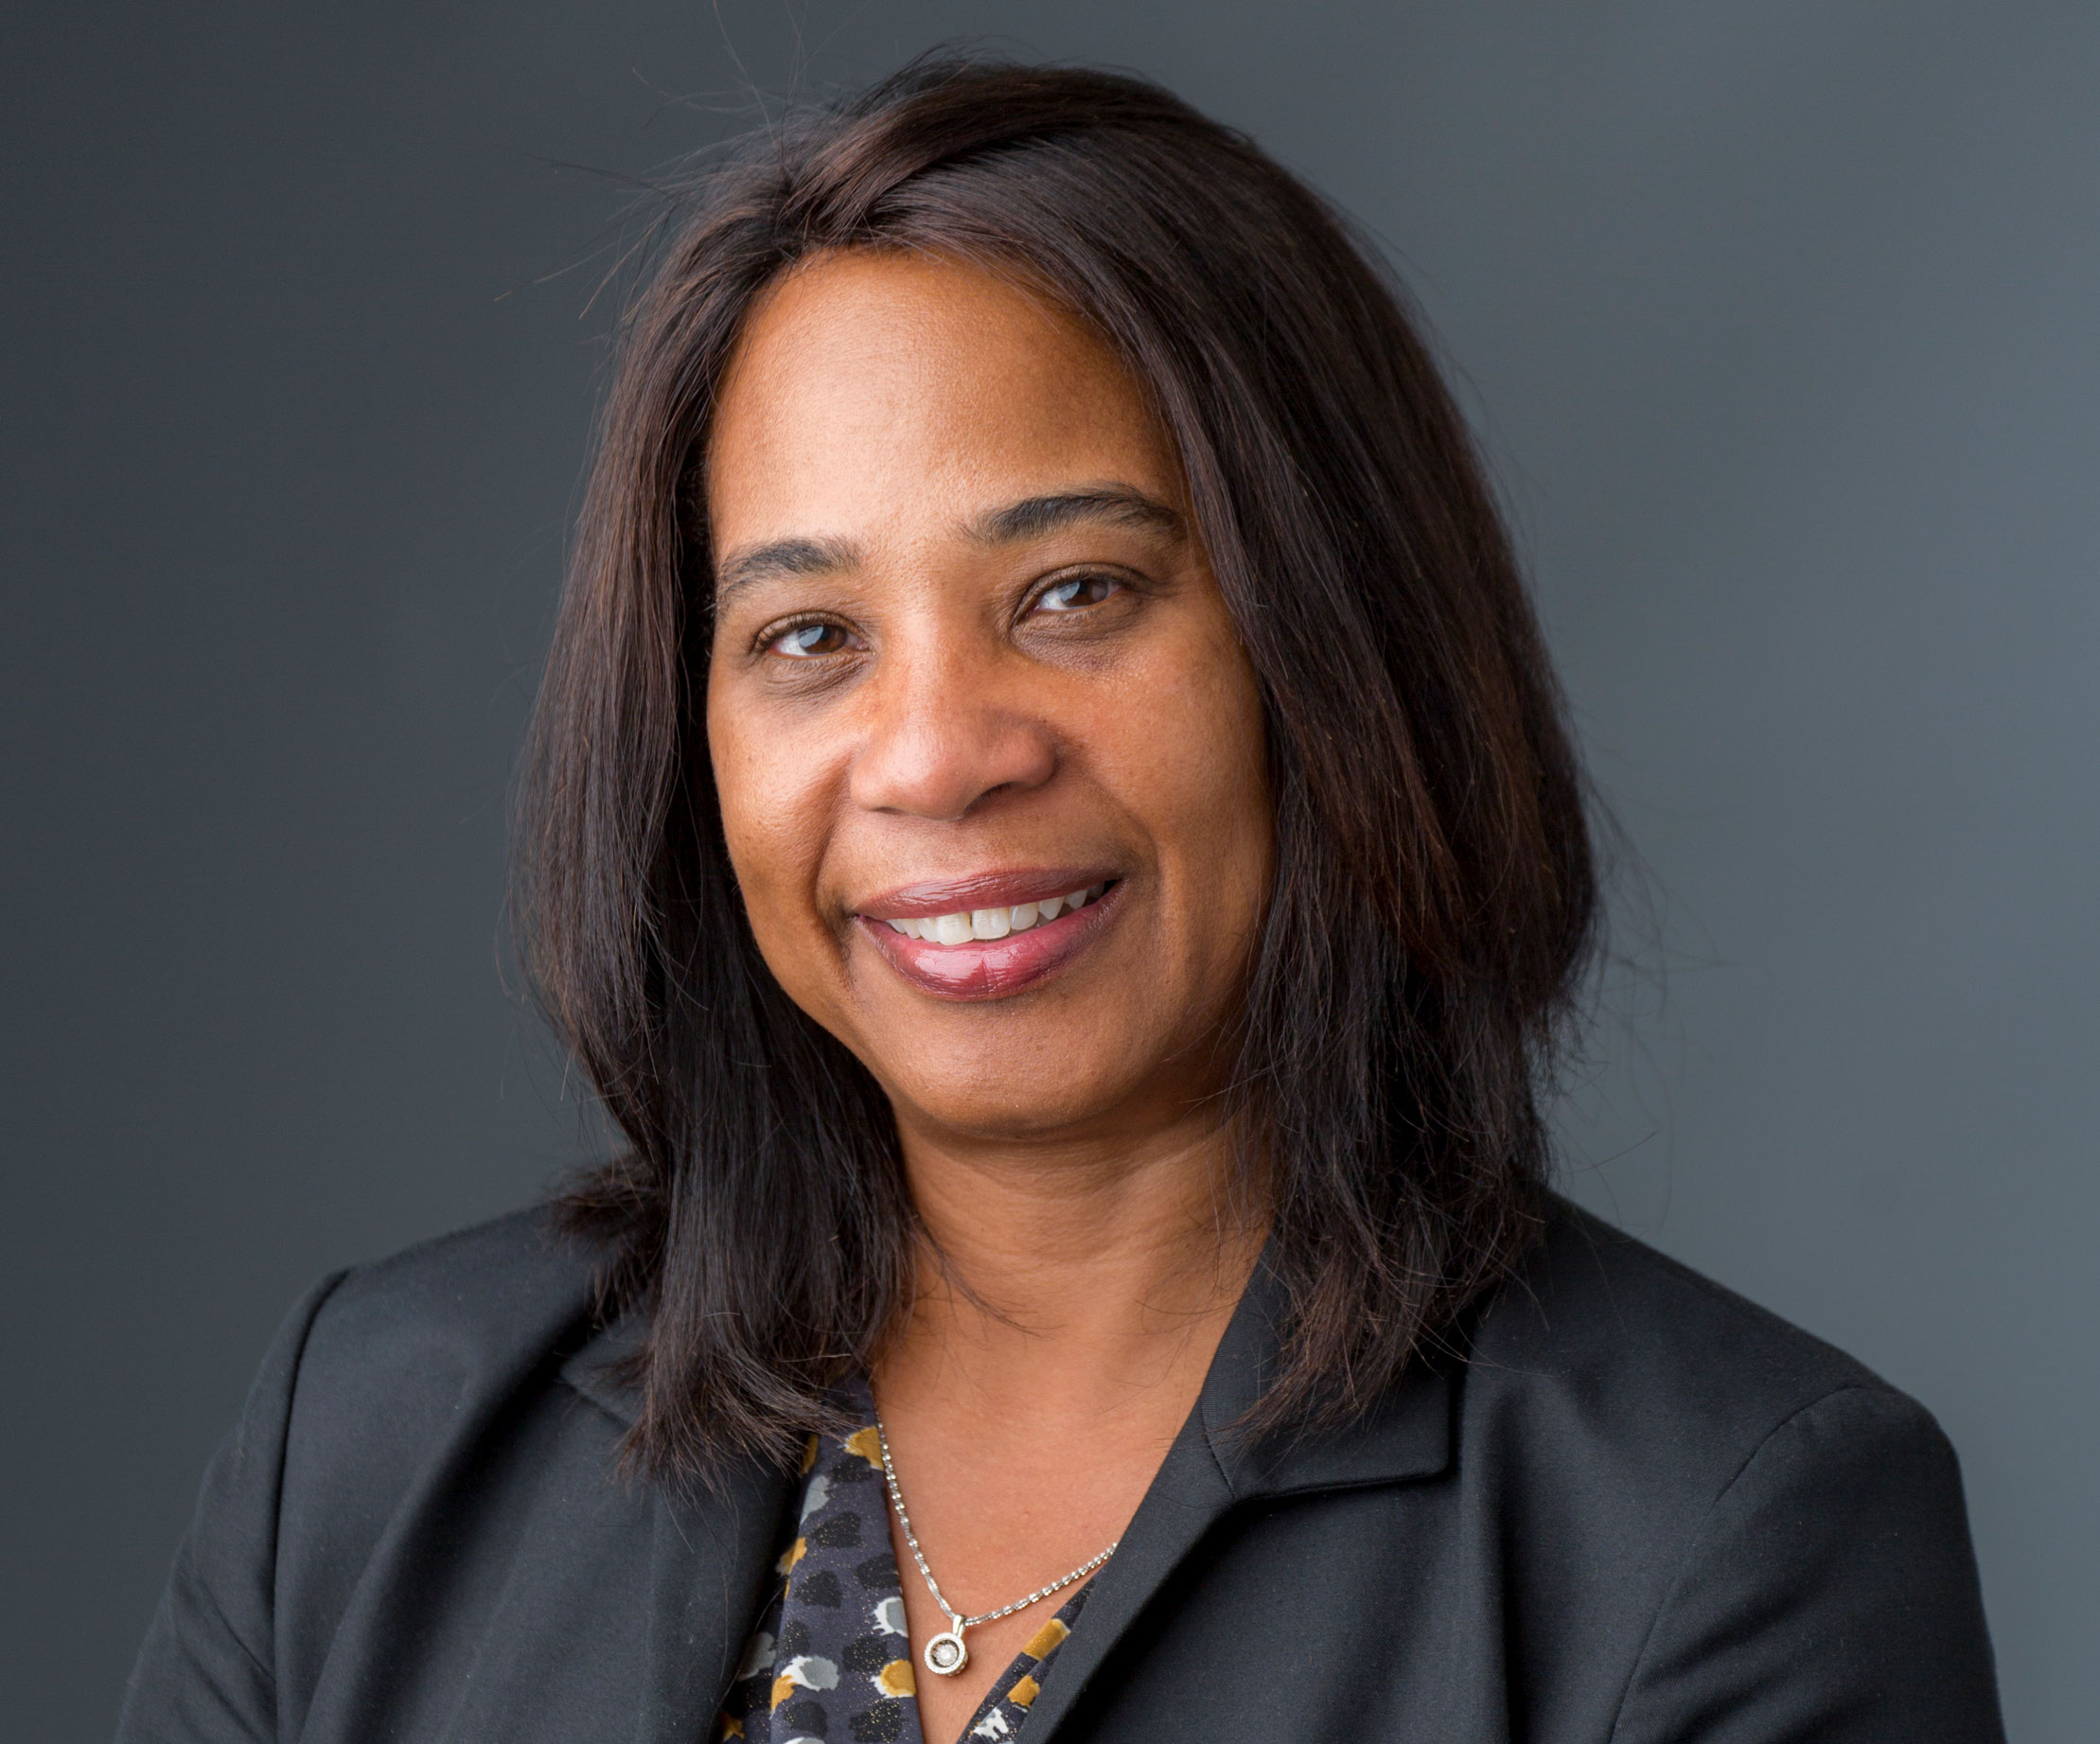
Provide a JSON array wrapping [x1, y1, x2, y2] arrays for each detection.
[[878, 882, 1107, 943], [856, 876, 1120, 999]]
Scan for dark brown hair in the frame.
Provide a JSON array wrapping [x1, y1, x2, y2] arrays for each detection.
[[520, 58, 1597, 1478]]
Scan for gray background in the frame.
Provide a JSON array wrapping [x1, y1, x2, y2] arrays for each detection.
[[5, 3, 2091, 1737]]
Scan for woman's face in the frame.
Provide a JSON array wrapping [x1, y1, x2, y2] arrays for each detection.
[[706, 252, 1272, 1149]]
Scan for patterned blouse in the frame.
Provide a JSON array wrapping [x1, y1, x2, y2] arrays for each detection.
[[717, 1378, 1091, 1744]]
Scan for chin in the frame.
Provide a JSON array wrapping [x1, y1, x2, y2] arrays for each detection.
[[880, 1058, 1149, 1146]]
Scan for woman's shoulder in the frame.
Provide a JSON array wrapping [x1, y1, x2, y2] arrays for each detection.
[[1484, 1197, 1901, 1409], [286, 1202, 604, 1439], [1465, 1195, 1963, 1547], [1449, 1199, 1998, 1736], [1474, 1195, 1937, 1448], [1501, 1193, 1861, 1347], [235, 1205, 611, 1556], [116, 1206, 617, 1741]]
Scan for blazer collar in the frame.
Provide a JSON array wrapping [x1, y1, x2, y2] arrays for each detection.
[[556, 1255, 1453, 1492], [557, 1258, 1453, 1744], [979, 1255, 1453, 1744], [1199, 1254, 1453, 1501], [559, 1316, 790, 1744], [558, 1310, 646, 1430]]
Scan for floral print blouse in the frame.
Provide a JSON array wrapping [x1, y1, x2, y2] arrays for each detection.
[[717, 1378, 1091, 1744]]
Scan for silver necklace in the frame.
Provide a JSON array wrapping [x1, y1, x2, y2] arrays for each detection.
[[873, 1414, 1119, 1679]]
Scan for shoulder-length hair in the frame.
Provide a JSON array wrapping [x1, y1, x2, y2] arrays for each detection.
[[520, 58, 1597, 1478]]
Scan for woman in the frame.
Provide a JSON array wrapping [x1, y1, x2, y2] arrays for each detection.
[[119, 61, 2003, 1744]]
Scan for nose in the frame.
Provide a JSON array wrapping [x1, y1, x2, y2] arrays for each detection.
[[848, 639, 1056, 820]]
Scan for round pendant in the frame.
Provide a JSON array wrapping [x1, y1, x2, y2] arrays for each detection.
[[924, 1630, 969, 1677]]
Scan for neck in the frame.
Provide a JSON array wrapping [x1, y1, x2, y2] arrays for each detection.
[[875, 1105, 1268, 1434]]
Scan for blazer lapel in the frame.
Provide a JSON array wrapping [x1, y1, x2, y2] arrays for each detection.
[[633, 1458, 788, 1744], [561, 1269, 1451, 1744], [560, 1320, 793, 1744], [1015, 1261, 1453, 1744], [1002, 1396, 1235, 1744]]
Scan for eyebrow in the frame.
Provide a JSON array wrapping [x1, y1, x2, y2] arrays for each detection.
[[967, 485, 1185, 545], [711, 484, 1183, 603], [713, 534, 861, 602]]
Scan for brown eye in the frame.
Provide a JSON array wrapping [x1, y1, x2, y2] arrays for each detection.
[[768, 621, 854, 659], [1034, 574, 1121, 614]]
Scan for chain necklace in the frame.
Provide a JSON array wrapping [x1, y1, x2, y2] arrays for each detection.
[[873, 1414, 1119, 1679]]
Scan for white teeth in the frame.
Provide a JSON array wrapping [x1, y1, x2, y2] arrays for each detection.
[[875, 885, 1106, 947]]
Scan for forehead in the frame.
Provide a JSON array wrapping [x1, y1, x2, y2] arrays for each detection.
[[706, 251, 1179, 543]]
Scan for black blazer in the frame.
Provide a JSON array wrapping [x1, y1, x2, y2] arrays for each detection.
[[118, 1200, 2003, 1743]]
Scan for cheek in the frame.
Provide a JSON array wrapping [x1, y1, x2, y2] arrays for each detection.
[[706, 680, 840, 992], [1189, 684, 1273, 906], [1102, 638, 1273, 921]]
